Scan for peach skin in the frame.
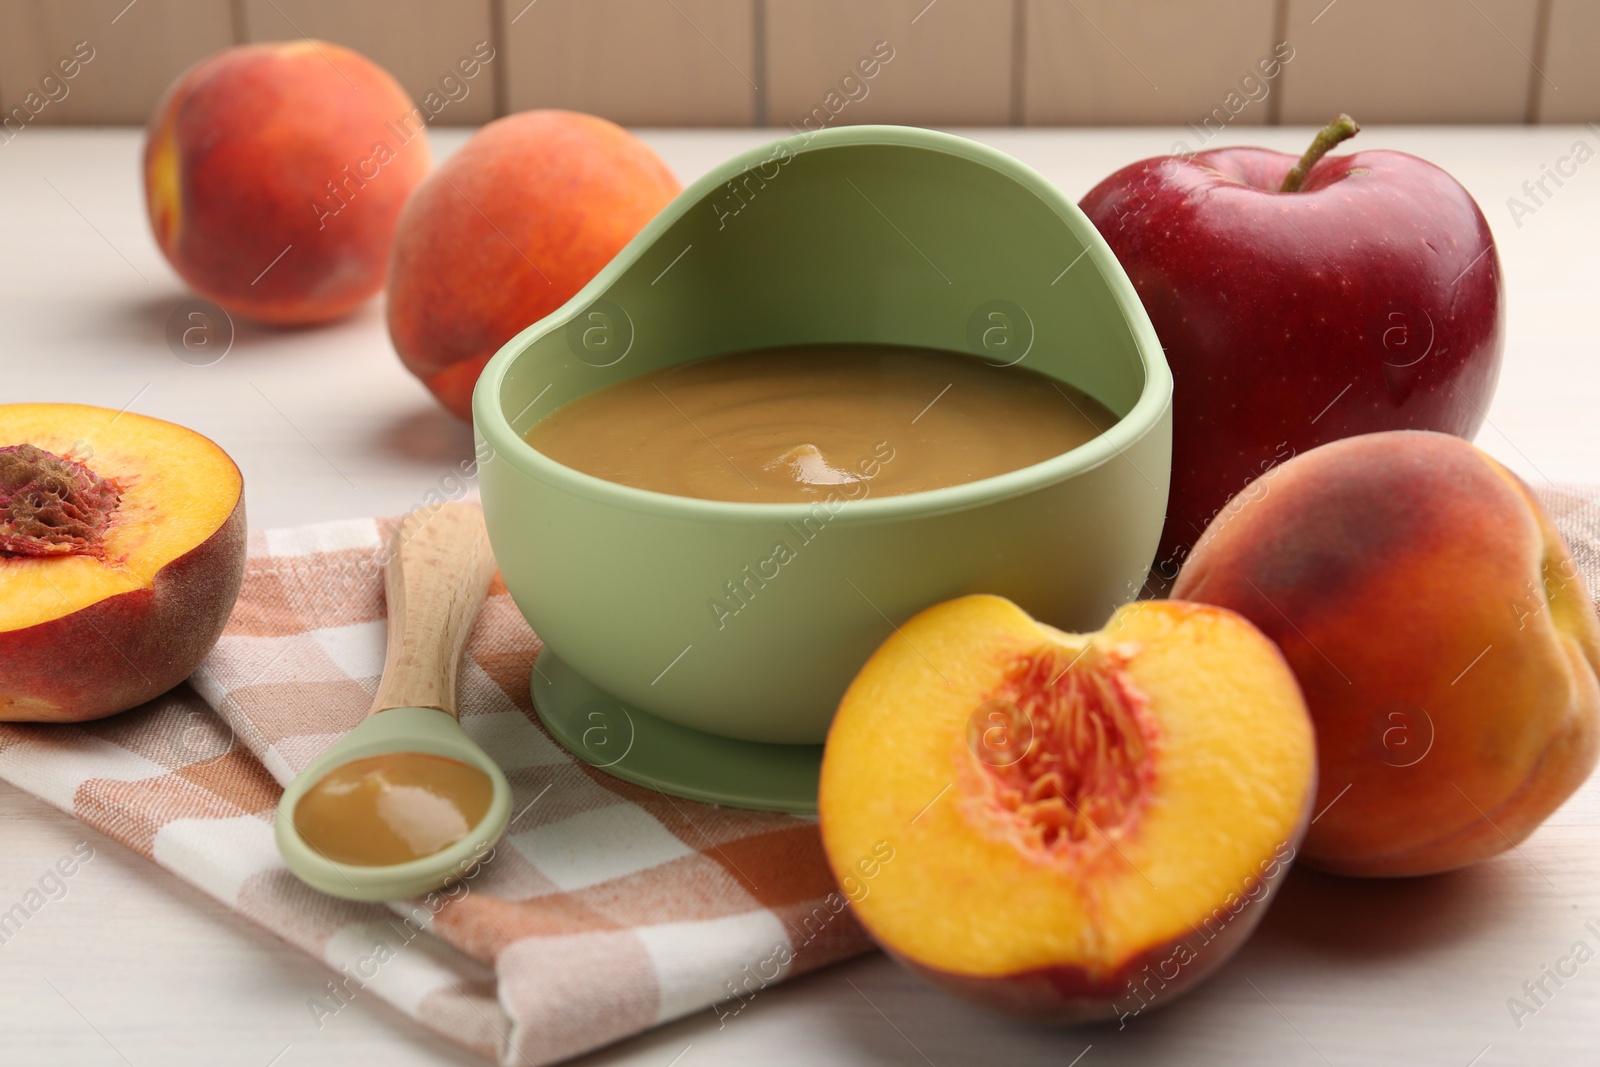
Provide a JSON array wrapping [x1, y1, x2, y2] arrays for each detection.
[[144, 41, 430, 325], [386, 110, 680, 420], [1173, 430, 1600, 877]]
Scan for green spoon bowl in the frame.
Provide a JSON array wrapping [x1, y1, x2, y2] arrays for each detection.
[[273, 706, 512, 902]]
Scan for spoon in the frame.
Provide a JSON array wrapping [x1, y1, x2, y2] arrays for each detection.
[[275, 502, 511, 902]]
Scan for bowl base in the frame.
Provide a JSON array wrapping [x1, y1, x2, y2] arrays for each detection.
[[530, 650, 822, 814]]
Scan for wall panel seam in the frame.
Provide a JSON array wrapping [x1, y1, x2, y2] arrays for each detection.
[[491, 0, 509, 118], [1268, 0, 1287, 125], [753, 0, 767, 126], [1527, 0, 1553, 124], [1010, 0, 1025, 126]]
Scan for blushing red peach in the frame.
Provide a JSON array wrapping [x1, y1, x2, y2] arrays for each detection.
[[0, 403, 245, 722], [1173, 430, 1600, 877], [386, 110, 681, 420], [143, 42, 430, 325], [819, 595, 1316, 1021]]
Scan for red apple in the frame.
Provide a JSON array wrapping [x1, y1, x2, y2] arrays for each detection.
[[1080, 116, 1504, 582]]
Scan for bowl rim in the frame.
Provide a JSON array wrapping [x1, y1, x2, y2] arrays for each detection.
[[472, 124, 1171, 524]]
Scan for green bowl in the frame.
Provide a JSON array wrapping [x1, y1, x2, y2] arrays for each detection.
[[473, 126, 1170, 807]]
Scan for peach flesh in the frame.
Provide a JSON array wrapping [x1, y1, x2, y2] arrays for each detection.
[[0, 403, 246, 723], [961, 645, 1155, 864], [820, 595, 1316, 1022]]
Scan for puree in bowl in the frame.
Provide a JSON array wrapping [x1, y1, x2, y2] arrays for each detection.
[[523, 343, 1116, 503]]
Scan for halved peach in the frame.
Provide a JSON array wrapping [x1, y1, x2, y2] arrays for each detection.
[[0, 403, 245, 722], [819, 595, 1315, 1022]]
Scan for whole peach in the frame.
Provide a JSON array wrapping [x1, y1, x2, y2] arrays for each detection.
[[1173, 431, 1600, 877], [386, 110, 680, 420], [144, 42, 430, 325]]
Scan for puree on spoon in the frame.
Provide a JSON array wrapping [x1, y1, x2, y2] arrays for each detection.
[[293, 752, 495, 867]]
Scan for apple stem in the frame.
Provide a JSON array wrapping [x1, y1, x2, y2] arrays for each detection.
[[1279, 114, 1361, 193]]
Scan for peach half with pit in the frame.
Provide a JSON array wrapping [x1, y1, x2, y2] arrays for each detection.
[[0, 403, 245, 722], [1172, 430, 1600, 877], [819, 594, 1316, 1021]]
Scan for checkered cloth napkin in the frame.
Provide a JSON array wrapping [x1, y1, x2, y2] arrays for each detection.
[[0, 509, 872, 1065]]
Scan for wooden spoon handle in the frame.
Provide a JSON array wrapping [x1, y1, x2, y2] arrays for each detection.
[[368, 502, 498, 718]]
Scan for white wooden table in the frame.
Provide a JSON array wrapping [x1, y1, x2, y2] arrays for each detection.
[[4, 125, 1599, 1067]]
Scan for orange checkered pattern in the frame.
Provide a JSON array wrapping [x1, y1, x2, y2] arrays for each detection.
[[0, 512, 871, 1064]]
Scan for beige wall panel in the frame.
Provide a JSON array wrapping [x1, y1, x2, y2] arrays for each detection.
[[503, 0, 756, 126], [766, 0, 1013, 129], [1280, 0, 1540, 124], [1022, 0, 1281, 127], [0, 0, 234, 125], [241, 0, 497, 125], [1537, 0, 1600, 123]]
